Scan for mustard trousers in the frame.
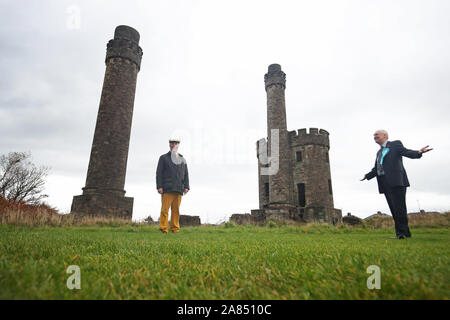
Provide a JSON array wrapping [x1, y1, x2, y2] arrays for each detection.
[[159, 192, 182, 233]]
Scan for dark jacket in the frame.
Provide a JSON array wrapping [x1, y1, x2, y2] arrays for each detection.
[[365, 140, 422, 193], [156, 151, 190, 195]]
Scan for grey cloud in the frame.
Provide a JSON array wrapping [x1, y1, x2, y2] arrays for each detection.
[[1, 0, 449, 221]]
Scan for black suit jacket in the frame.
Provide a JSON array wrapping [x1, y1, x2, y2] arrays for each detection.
[[365, 140, 422, 193], [156, 151, 190, 195]]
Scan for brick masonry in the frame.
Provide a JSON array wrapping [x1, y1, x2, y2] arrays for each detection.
[[71, 26, 143, 219]]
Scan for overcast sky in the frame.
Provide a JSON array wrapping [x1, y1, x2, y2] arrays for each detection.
[[1, 0, 449, 223]]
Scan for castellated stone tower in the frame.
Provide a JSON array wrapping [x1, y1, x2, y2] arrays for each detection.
[[258, 64, 296, 219], [71, 25, 143, 219], [251, 64, 342, 225]]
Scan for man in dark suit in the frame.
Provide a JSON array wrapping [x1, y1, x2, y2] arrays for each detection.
[[361, 130, 432, 239]]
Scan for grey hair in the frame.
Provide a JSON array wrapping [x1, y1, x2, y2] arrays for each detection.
[[377, 129, 389, 138]]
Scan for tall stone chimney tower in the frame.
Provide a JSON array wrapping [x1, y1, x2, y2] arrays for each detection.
[[71, 25, 143, 219], [261, 64, 295, 218]]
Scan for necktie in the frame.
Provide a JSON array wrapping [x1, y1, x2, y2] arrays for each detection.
[[376, 146, 385, 176]]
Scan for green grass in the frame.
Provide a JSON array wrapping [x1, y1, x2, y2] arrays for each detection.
[[0, 224, 448, 299]]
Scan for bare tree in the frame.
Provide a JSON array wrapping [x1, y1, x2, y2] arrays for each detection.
[[0, 152, 50, 204]]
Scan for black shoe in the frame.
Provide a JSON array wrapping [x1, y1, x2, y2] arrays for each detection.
[[398, 235, 406, 239]]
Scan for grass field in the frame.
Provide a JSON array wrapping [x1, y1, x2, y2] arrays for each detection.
[[0, 223, 448, 300]]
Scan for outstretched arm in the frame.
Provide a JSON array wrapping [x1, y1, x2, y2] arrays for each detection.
[[396, 141, 432, 159], [361, 165, 376, 181]]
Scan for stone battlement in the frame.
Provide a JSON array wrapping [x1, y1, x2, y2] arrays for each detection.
[[289, 128, 330, 148], [105, 26, 143, 70], [264, 64, 286, 90], [256, 127, 330, 157], [106, 38, 143, 70]]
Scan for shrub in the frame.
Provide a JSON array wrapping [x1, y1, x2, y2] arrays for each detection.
[[266, 220, 277, 228], [224, 222, 235, 229]]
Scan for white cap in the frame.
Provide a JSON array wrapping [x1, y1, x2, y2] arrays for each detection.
[[169, 137, 180, 143]]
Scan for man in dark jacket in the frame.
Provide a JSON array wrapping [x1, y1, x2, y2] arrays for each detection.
[[156, 138, 190, 233], [361, 130, 432, 239]]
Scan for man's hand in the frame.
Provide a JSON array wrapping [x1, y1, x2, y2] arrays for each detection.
[[418, 145, 433, 155], [184, 189, 189, 195], [158, 188, 163, 194]]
